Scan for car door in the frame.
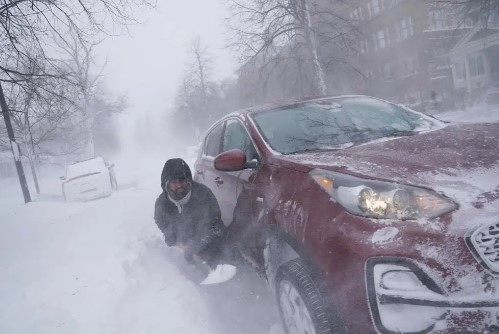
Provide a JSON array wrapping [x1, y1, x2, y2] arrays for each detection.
[[193, 122, 229, 223], [219, 118, 269, 268], [217, 118, 259, 222]]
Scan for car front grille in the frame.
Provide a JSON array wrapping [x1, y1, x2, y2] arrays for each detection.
[[467, 222, 499, 275]]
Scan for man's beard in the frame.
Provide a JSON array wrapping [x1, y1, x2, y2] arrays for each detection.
[[168, 182, 191, 201]]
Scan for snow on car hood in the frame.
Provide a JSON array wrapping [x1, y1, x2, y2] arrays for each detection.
[[282, 122, 499, 230]]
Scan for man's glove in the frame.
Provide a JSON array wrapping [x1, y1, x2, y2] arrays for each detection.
[[164, 233, 176, 247]]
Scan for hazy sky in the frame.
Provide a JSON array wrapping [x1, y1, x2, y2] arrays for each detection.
[[97, 0, 237, 117]]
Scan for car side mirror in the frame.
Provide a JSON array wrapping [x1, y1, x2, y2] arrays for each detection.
[[214, 149, 258, 171], [60, 176, 66, 181]]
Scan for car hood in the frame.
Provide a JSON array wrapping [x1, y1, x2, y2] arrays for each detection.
[[281, 122, 499, 229]]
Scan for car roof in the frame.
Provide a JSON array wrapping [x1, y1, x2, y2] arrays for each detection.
[[225, 94, 371, 118]]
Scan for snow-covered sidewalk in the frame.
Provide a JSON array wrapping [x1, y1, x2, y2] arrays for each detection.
[[0, 156, 280, 334]]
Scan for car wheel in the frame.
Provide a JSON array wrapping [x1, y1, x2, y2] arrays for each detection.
[[276, 258, 344, 334]]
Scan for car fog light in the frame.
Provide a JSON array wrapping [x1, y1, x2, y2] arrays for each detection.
[[367, 260, 448, 334], [381, 270, 425, 291]]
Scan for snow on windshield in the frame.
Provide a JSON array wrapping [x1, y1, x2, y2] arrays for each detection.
[[251, 96, 439, 154]]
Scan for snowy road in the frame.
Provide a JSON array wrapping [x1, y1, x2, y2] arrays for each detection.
[[0, 157, 281, 334]]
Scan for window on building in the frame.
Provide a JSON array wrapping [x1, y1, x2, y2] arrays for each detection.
[[374, 29, 386, 50], [468, 54, 485, 77], [359, 38, 369, 54], [396, 16, 414, 41], [350, 7, 364, 21], [394, 22, 400, 42], [368, 0, 382, 17], [384, 27, 391, 45], [401, 55, 419, 77], [429, 10, 454, 30], [453, 61, 466, 80], [384, 0, 405, 8]]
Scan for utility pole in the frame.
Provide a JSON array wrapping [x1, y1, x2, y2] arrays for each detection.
[[0, 81, 32, 203]]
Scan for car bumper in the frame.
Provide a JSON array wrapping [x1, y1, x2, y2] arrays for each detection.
[[365, 257, 499, 334], [313, 213, 499, 334]]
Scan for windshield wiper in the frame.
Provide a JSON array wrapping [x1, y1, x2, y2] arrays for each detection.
[[385, 130, 419, 137], [286, 146, 347, 155]]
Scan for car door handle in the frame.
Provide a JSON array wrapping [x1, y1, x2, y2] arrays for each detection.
[[215, 176, 224, 185]]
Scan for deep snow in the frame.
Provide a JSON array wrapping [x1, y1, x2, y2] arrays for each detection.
[[0, 155, 281, 334]]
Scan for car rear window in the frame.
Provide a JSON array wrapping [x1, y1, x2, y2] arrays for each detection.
[[66, 157, 107, 179]]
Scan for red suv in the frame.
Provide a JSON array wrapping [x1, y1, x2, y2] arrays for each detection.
[[193, 96, 499, 334]]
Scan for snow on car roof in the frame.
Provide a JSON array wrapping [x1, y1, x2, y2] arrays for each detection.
[[66, 156, 107, 179]]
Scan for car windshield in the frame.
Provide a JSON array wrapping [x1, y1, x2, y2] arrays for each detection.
[[251, 96, 439, 155], [66, 157, 107, 179]]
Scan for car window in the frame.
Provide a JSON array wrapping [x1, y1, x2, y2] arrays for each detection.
[[222, 119, 258, 162], [250, 96, 439, 155], [204, 123, 224, 157]]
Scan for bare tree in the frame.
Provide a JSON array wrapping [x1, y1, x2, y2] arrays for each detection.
[[0, 0, 150, 201], [3, 73, 83, 192], [191, 38, 211, 102], [174, 38, 220, 138], [55, 30, 106, 158], [228, 0, 356, 97], [435, 0, 499, 26], [0, 0, 154, 84]]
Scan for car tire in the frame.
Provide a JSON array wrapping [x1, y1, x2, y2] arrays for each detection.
[[276, 258, 345, 334]]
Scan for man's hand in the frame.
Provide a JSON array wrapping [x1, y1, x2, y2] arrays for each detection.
[[183, 246, 195, 263], [164, 233, 176, 247]]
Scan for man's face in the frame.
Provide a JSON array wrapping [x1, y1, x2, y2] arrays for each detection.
[[166, 179, 190, 200]]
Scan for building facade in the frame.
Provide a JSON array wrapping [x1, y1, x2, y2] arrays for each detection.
[[235, 0, 494, 111], [449, 26, 499, 106], [345, 0, 472, 111]]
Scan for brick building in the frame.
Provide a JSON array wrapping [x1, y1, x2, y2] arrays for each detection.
[[346, 0, 472, 111]]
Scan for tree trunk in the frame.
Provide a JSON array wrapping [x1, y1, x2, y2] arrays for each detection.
[[86, 117, 95, 158], [26, 147, 40, 194], [83, 90, 95, 158], [0, 82, 31, 203], [22, 120, 40, 194], [300, 0, 327, 96]]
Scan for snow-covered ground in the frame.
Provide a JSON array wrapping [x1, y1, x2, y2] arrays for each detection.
[[0, 153, 281, 334]]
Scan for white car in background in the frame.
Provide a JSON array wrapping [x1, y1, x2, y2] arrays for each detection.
[[61, 157, 117, 201]]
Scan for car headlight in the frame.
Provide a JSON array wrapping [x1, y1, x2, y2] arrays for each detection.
[[310, 169, 457, 220]]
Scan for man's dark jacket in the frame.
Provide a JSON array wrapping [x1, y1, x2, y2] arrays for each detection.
[[154, 181, 225, 258]]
